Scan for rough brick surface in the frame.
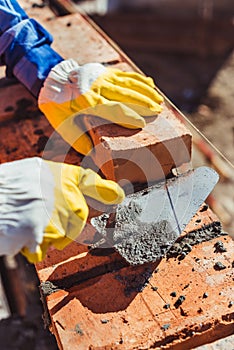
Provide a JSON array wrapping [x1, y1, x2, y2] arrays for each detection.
[[40, 235, 234, 350], [36, 206, 234, 350], [20, 0, 121, 64], [0, 102, 82, 165], [44, 13, 121, 64]]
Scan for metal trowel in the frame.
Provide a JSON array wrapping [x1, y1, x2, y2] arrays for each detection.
[[89, 166, 219, 265]]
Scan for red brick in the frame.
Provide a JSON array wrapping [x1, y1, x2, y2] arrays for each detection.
[[84, 106, 192, 184], [0, 83, 37, 123], [45, 266, 165, 350], [42, 235, 234, 350], [37, 244, 124, 286], [20, 1, 121, 66]]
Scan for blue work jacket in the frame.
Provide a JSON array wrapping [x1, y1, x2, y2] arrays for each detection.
[[0, 0, 63, 96]]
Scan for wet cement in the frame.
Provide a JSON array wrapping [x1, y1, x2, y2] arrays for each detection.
[[92, 199, 178, 265], [214, 240, 227, 253], [114, 219, 176, 265]]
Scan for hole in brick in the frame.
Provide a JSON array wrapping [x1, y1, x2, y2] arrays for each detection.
[[214, 241, 227, 253], [34, 129, 44, 135], [174, 295, 186, 308], [213, 261, 226, 271], [75, 324, 84, 336]]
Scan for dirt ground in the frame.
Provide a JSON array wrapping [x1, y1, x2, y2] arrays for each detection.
[[0, 4, 233, 350]]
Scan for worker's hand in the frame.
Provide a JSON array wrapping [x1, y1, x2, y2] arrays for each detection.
[[38, 59, 164, 155], [0, 157, 124, 263]]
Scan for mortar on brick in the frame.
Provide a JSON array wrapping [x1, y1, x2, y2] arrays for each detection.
[[167, 222, 227, 260]]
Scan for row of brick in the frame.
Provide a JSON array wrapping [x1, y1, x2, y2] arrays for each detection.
[[0, 1, 232, 349]]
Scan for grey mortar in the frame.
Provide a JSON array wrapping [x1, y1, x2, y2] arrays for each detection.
[[40, 281, 61, 296], [91, 195, 178, 265]]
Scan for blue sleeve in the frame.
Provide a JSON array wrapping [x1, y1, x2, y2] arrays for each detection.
[[0, 0, 28, 34], [0, 0, 63, 97]]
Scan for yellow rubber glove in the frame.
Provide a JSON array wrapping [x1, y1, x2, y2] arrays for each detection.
[[0, 158, 124, 263], [38, 59, 164, 155]]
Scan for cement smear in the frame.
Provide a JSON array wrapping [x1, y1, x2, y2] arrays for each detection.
[[91, 163, 226, 265], [167, 221, 226, 260], [40, 281, 61, 296]]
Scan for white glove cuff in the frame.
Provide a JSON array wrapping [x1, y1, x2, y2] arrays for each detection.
[[38, 59, 106, 105], [38, 58, 79, 105], [68, 62, 106, 94], [49, 58, 80, 84]]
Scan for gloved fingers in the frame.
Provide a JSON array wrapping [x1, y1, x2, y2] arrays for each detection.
[[77, 102, 146, 129], [45, 179, 88, 246], [78, 167, 125, 205], [100, 81, 163, 113], [112, 69, 156, 88], [39, 231, 72, 252], [109, 75, 164, 104], [45, 178, 89, 246], [39, 98, 94, 155], [72, 133, 93, 155], [21, 197, 88, 262], [120, 102, 162, 117], [51, 236, 73, 250], [21, 208, 85, 263], [71, 89, 108, 111]]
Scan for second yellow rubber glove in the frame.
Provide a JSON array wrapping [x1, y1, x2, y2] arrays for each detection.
[[38, 59, 164, 155], [0, 157, 124, 263]]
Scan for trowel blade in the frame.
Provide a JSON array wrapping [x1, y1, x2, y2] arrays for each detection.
[[90, 166, 219, 264], [166, 166, 219, 233]]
